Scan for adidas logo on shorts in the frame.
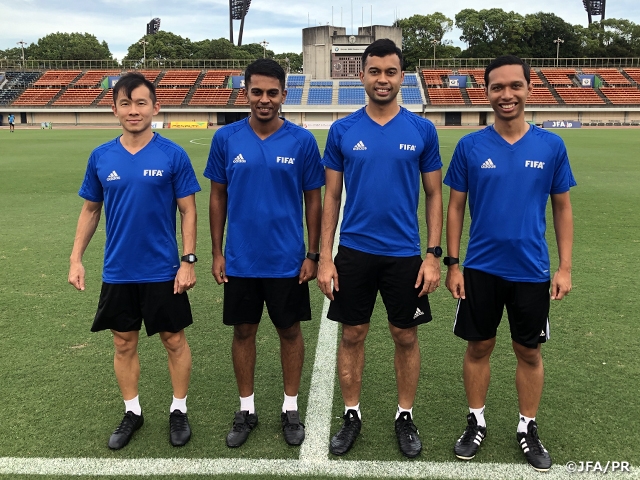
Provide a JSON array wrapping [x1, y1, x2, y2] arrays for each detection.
[[413, 308, 424, 319]]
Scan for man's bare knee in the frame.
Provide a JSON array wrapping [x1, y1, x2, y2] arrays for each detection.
[[466, 338, 496, 360]]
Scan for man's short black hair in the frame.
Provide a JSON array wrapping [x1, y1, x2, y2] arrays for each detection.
[[361, 39, 403, 68], [244, 58, 286, 90], [484, 55, 531, 87], [113, 72, 157, 105]]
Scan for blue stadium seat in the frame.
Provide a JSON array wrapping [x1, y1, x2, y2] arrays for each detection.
[[402, 74, 418, 86], [401, 87, 422, 104], [338, 87, 366, 105], [286, 75, 306, 87], [339, 80, 362, 87], [310, 80, 333, 87], [284, 87, 302, 105], [307, 88, 333, 105]]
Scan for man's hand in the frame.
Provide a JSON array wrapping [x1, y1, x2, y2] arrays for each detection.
[[174, 263, 196, 294], [212, 254, 227, 285], [317, 258, 339, 300], [445, 266, 465, 299], [68, 261, 86, 291], [299, 258, 318, 284], [551, 269, 571, 300], [415, 255, 441, 297]]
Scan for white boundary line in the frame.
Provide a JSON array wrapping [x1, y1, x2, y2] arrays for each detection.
[[0, 191, 636, 479]]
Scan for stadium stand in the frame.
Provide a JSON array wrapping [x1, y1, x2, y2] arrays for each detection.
[[427, 88, 464, 105], [200, 70, 241, 87], [466, 88, 489, 105], [0, 89, 22, 105], [286, 75, 305, 87], [135, 70, 162, 83], [582, 68, 630, 86], [308, 87, 333, 105], [158, 70, 200, 86], [189, 88, 233, 105], [422, 70, 452, 87], [33, 70, 82, 86], [400, 87, 422, 104], [283, 88, 302, 105], [528, 88, 558, 104], [457, 69, 485, 86], [338, 80, 363, 86], [75, 70, 121, 87], [98, 90, 113, 106], [554, 87, 605, 104], [624, 68, 640, 84], [540, 69, 575, 86], [12, 88, 61, 106], [338, 87, 365, 105], [599, 87, 640, 105], [54, 88, 103, 106], [310, 80, 333, 87], [5, 71, 42, 88], [234, 92, 249, 105], [154, 88, 190, 105], [402, 74, 418, 86]]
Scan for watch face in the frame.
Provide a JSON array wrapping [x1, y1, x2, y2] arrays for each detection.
[[434, 246, 443, 257]]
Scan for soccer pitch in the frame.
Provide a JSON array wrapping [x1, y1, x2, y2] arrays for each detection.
[[0, 127, 638, 479]]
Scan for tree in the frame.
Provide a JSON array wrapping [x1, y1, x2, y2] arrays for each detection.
[[123, 31, 193, 62], [192, 38, 238, 59], [395, 13, 460, 69], [29, 32, 112, 60], [0, 47, 26, 60], [274, 52, 303, 73], [523, 13, 582, 58], [456, 9, 533, 58], [238, 43, 274, 58]]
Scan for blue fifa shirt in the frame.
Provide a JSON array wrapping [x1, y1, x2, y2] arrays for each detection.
[[204, 118, 325, 278], [444, 125, 577, 282], [322, 107, 442, 256], [79, 133, 201, 283]]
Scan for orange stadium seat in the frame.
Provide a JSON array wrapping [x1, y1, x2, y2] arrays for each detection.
[[554, 87, 605, 104], [623, 68, 640, 84], [466, 88, 489, 105], [158, 70, 201, 87], [98, 90, 113, 106], [155, 88, 189, 105], [75, 70, 121, 87], [33, 70, 82, 86], [582, 68, 630, 86], [458, 69, 486, 87], [200, 70, 242, 87], [129, 70, 162, 83], [426, 88, 464, 105], [12, 88, 61, 106], [528, 88, 558, 104], [421, 69, 451, 87], [54, 88, 103, 106], [189, 88, 233, 105], [599, 87, 640, 105], [540, 69, 575, 86]]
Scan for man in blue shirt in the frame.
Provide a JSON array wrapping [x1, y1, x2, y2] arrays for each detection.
[[206, 59, 324, 448], [68, 73, 200, 450], [318, 39, 443, 458], [444, 55, 575, 472], [8, 113, 15, 132]]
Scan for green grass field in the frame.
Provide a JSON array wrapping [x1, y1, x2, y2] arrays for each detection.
[[0, 127, 638, 479]]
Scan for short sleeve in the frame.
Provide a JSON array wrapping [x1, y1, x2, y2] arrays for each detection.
[[550, 141, 577, 194], [443, 141, 469, 193], [419, 121, 443, 173], [173, 150, 201, 199], [204, 130, 228, 184], [321, 124, 345, 172], [302, 134, 325, 191], [78, 153, 104, 202]]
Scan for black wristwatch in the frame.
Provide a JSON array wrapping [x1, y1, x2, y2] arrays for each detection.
[[181, 253, 198, 264], [306, 252, 320, 262], [426, 246, 443, 258], [444, 256, 460, 266]]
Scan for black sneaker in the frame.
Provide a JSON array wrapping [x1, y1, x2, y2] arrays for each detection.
[[329, 409, 361, 456], [108, 411, 144, 450], [169, 410, 191, 447], [454, 413, 487, 460], [395, 412, 422, 458], [517, 420, 552, 472], [281, 410, 305, 446], [226, 410, 258, 448]]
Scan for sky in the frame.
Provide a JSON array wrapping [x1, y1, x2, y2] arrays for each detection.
[[1, 0, 639, 60]]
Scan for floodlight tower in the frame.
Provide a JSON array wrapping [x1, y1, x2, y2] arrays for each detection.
[[229, 0, 252, 46], [583, 0, 606, 24]]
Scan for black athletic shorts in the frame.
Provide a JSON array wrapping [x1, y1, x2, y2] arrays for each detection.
[[91, 281, 193, 336], [453, 267, 550, 348], [223, 276, 312, 330], [327, 245, 432, 328]]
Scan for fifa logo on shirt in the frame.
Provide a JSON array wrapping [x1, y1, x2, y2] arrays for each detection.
[[524, 161, 545, 169], [143, 169, 164, 176], [277, 157, 295, 164], [399, 144, 417, 151]]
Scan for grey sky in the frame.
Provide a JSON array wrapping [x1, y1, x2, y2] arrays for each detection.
[[1, 0, 639, 60]]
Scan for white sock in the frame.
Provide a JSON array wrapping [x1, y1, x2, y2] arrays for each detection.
[[396, 405, 413, 420], [345, 403, 361, 419], [470, 406, 486, 427], [124, 395, 141, 416], [170, 395, 187, 413], [240, 393, 255, 414], [282, 393, 298, 413], [518, 413, 535, 433]]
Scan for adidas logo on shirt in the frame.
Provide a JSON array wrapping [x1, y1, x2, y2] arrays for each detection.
[[413, 308, 425, 319], [352, 141, 367, 151], [106, 171, 121, 181], [481, 159, 496, 169], [233, 154, 246, 163]]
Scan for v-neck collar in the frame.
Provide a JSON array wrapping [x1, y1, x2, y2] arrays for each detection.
[[247, 117, 287, 142], [489, 123, 532, 149], [117, 132, 156, 156]]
